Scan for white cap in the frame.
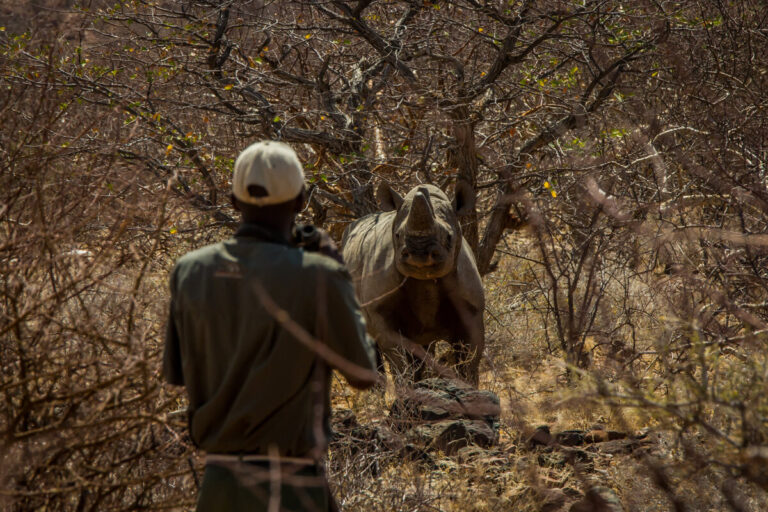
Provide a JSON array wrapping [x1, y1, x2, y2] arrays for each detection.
[[232, 141, 305, 206]]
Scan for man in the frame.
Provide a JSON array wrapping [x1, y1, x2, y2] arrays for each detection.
[[163, 141, 378, 511]]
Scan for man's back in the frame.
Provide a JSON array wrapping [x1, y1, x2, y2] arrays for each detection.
[[164, 229, 375, 457]]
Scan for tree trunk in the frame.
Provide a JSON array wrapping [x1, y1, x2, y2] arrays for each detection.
[[448, 105, 479, 256], [477, 181, 513, 275]]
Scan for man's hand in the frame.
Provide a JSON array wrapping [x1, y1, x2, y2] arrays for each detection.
[[315, 228, 344, 264]]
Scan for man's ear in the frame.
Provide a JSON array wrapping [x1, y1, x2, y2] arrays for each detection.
[[376, 182, 404, 211], [294, 189, 308, 213], [453, 180, 475, 216]]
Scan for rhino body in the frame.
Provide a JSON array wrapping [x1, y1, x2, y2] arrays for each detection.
[[342, 183, 485, 385]]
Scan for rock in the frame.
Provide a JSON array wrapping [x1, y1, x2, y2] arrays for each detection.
[[526, 423, 644, 448], [584, 430, 609, 443], [539, 488, 567, 512], [336, 380, 501, 458], [389, 378, 501, 425], [387, 378, 500, 454], [583, 429, 629, 443], [569, 486, 624, 512], [411, 418, 498, 455], [420, 404, 452, 421], [556, 430, 585, 446], [528, 425, 553, 447], [530, 428, 637, 446], [585, 438, 652, 455]]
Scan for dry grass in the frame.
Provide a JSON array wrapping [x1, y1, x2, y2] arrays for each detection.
[[323, 230, 768, 512]]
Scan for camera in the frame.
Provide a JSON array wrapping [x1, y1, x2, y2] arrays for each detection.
[[293, 223, 322, 251]]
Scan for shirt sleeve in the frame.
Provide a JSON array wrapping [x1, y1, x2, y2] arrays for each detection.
[[318, 267, 378, 380], [162, 266, 185, 386]]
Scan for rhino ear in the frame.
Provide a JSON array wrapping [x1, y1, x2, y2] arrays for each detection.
[[376, 182, 404, 211], [453, 180, 475, 216]]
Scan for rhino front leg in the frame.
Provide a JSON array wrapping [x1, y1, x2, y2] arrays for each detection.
[[368, 312, 418, 386], [449, 300, 485, 387], [450, 321, 483, 386], [378, 332, 422, 385]]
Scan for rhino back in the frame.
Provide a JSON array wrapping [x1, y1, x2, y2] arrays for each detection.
[[342, 211, 402, 305]]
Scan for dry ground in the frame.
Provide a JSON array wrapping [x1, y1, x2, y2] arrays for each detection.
[[325, 232, 768, 512]]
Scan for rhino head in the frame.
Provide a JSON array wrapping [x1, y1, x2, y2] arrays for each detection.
[[377, 182, 474, 280]]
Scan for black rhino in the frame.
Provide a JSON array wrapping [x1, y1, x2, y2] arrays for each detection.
[[342, 183, 485, 386]]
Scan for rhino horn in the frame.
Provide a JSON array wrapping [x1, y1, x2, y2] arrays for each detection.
[[406, 190, 435, 232]]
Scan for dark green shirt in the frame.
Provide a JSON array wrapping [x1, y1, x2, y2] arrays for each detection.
[[163, 225, 376, 457]]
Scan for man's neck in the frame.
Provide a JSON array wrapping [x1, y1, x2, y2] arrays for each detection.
[[236, 221, 293, 245]]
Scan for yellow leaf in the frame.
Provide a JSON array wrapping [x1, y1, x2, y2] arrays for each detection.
[[165, 144, 173, 155], [551, 190, 557, 198], [480, 71, 486, 77], [478, 27, 484, 33], [525, 162, 532, 168], [169, 227, 178, 234], [224, 84, 233, 90], [305, 34, 312, 39], [543, 181, 550, 189]]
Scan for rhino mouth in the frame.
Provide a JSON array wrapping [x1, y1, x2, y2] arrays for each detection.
[[397, 259, 451, 279]]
